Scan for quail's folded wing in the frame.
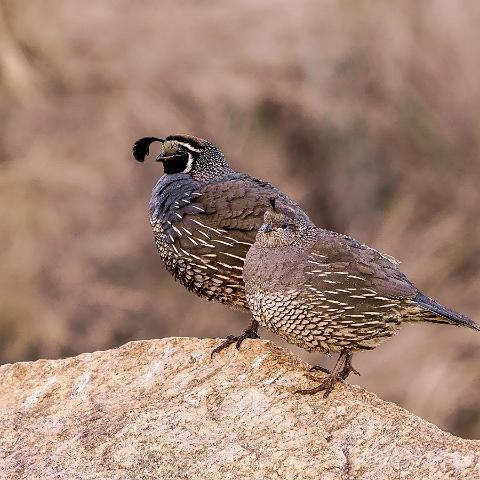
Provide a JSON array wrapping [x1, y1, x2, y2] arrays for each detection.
[[302, 231, 417, 349], [151, 174, 295, 309]]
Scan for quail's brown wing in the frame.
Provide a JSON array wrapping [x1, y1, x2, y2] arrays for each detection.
[[302, 231, 417, 349], [163, 176, 297, 309]]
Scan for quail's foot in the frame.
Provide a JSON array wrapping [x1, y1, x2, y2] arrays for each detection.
[[309, 365, 333, 375], [296, 373, 341, 398], [309, 359, 360, 378], [211, 320, 259, 357], [296, 350, 359, 397], [338, 360, 360, 380]]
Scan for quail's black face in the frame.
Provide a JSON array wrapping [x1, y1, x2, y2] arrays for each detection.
[[133, 134, 230, 179], [133, 135, 202, 174], [156, 135, 204, 175]]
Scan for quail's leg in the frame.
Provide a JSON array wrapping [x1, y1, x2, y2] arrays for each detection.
[[296, 350, 354, 398], [338, 351, 360, 380], [211, 319, 260, 357]]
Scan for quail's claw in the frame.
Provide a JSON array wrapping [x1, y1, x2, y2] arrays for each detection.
[[338, 356, 361, 380], [210, 336, 236, 358], [295, 385, 326, 396], [296, 374, 339, 398], [211, 328, 260, 358], [351, 366, 361, 376], [309, 365, 332, 375], [235, 329, 259, 350], [321, 378, 337, 398], [305, 373, 323, 382]]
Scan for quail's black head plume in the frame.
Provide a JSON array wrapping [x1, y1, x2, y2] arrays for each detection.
[[132, 137, 164, 162], [243, 201, 479, 398], [133, 134, 310, 354]]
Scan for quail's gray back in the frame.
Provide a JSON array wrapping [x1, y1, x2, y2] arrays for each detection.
[[243, 201, 479, 392]]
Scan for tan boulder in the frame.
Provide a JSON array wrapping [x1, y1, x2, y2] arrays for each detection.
[[0, 338, 478, 479]]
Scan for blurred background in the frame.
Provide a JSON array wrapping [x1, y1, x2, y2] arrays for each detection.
[[1, 0, 479, 438]]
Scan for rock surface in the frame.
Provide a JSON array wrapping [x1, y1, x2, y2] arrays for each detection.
[[0, 338, 478, 479]]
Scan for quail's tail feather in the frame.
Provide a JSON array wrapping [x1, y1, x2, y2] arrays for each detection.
[[415, 292, 480, 331]]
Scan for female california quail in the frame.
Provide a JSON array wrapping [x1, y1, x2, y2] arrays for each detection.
[[133, 135, 310, 353], [243, 199, 479, 397]]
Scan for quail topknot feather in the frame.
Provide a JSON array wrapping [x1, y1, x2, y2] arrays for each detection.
[[133, 134, 310, 353], [243, 199, 480, 397]]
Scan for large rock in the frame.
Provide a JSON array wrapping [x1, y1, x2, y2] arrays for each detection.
[[0, 338, 478, 479]]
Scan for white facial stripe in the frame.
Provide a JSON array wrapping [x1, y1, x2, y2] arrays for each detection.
[[183, 152, 194, 173], [175, 141, 201, 153]]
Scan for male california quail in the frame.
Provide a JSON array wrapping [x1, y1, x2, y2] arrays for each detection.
[[243, 199, 479, 397], [133, 135, 310, 352]]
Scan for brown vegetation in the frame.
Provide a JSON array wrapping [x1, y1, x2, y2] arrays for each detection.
[[0, 1, 479, 437]]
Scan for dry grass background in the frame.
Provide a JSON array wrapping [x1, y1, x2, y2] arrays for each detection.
[[1, 0, 479, 437]]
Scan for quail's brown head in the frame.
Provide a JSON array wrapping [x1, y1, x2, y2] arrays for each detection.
[[256, 198, 312, 248]]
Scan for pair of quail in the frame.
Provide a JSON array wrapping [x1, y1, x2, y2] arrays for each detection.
[[134, 134, 479, 397]]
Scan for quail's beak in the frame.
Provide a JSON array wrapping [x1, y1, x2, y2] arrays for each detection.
[[155, 141, 189, 171], [154, 141, 176, 162], [260, 223, 273, 233], [154, 146, 169, 162], [155, 148, 190, 175]]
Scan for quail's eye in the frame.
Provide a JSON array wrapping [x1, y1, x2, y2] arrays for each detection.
[[281, 223, 288, 229]]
